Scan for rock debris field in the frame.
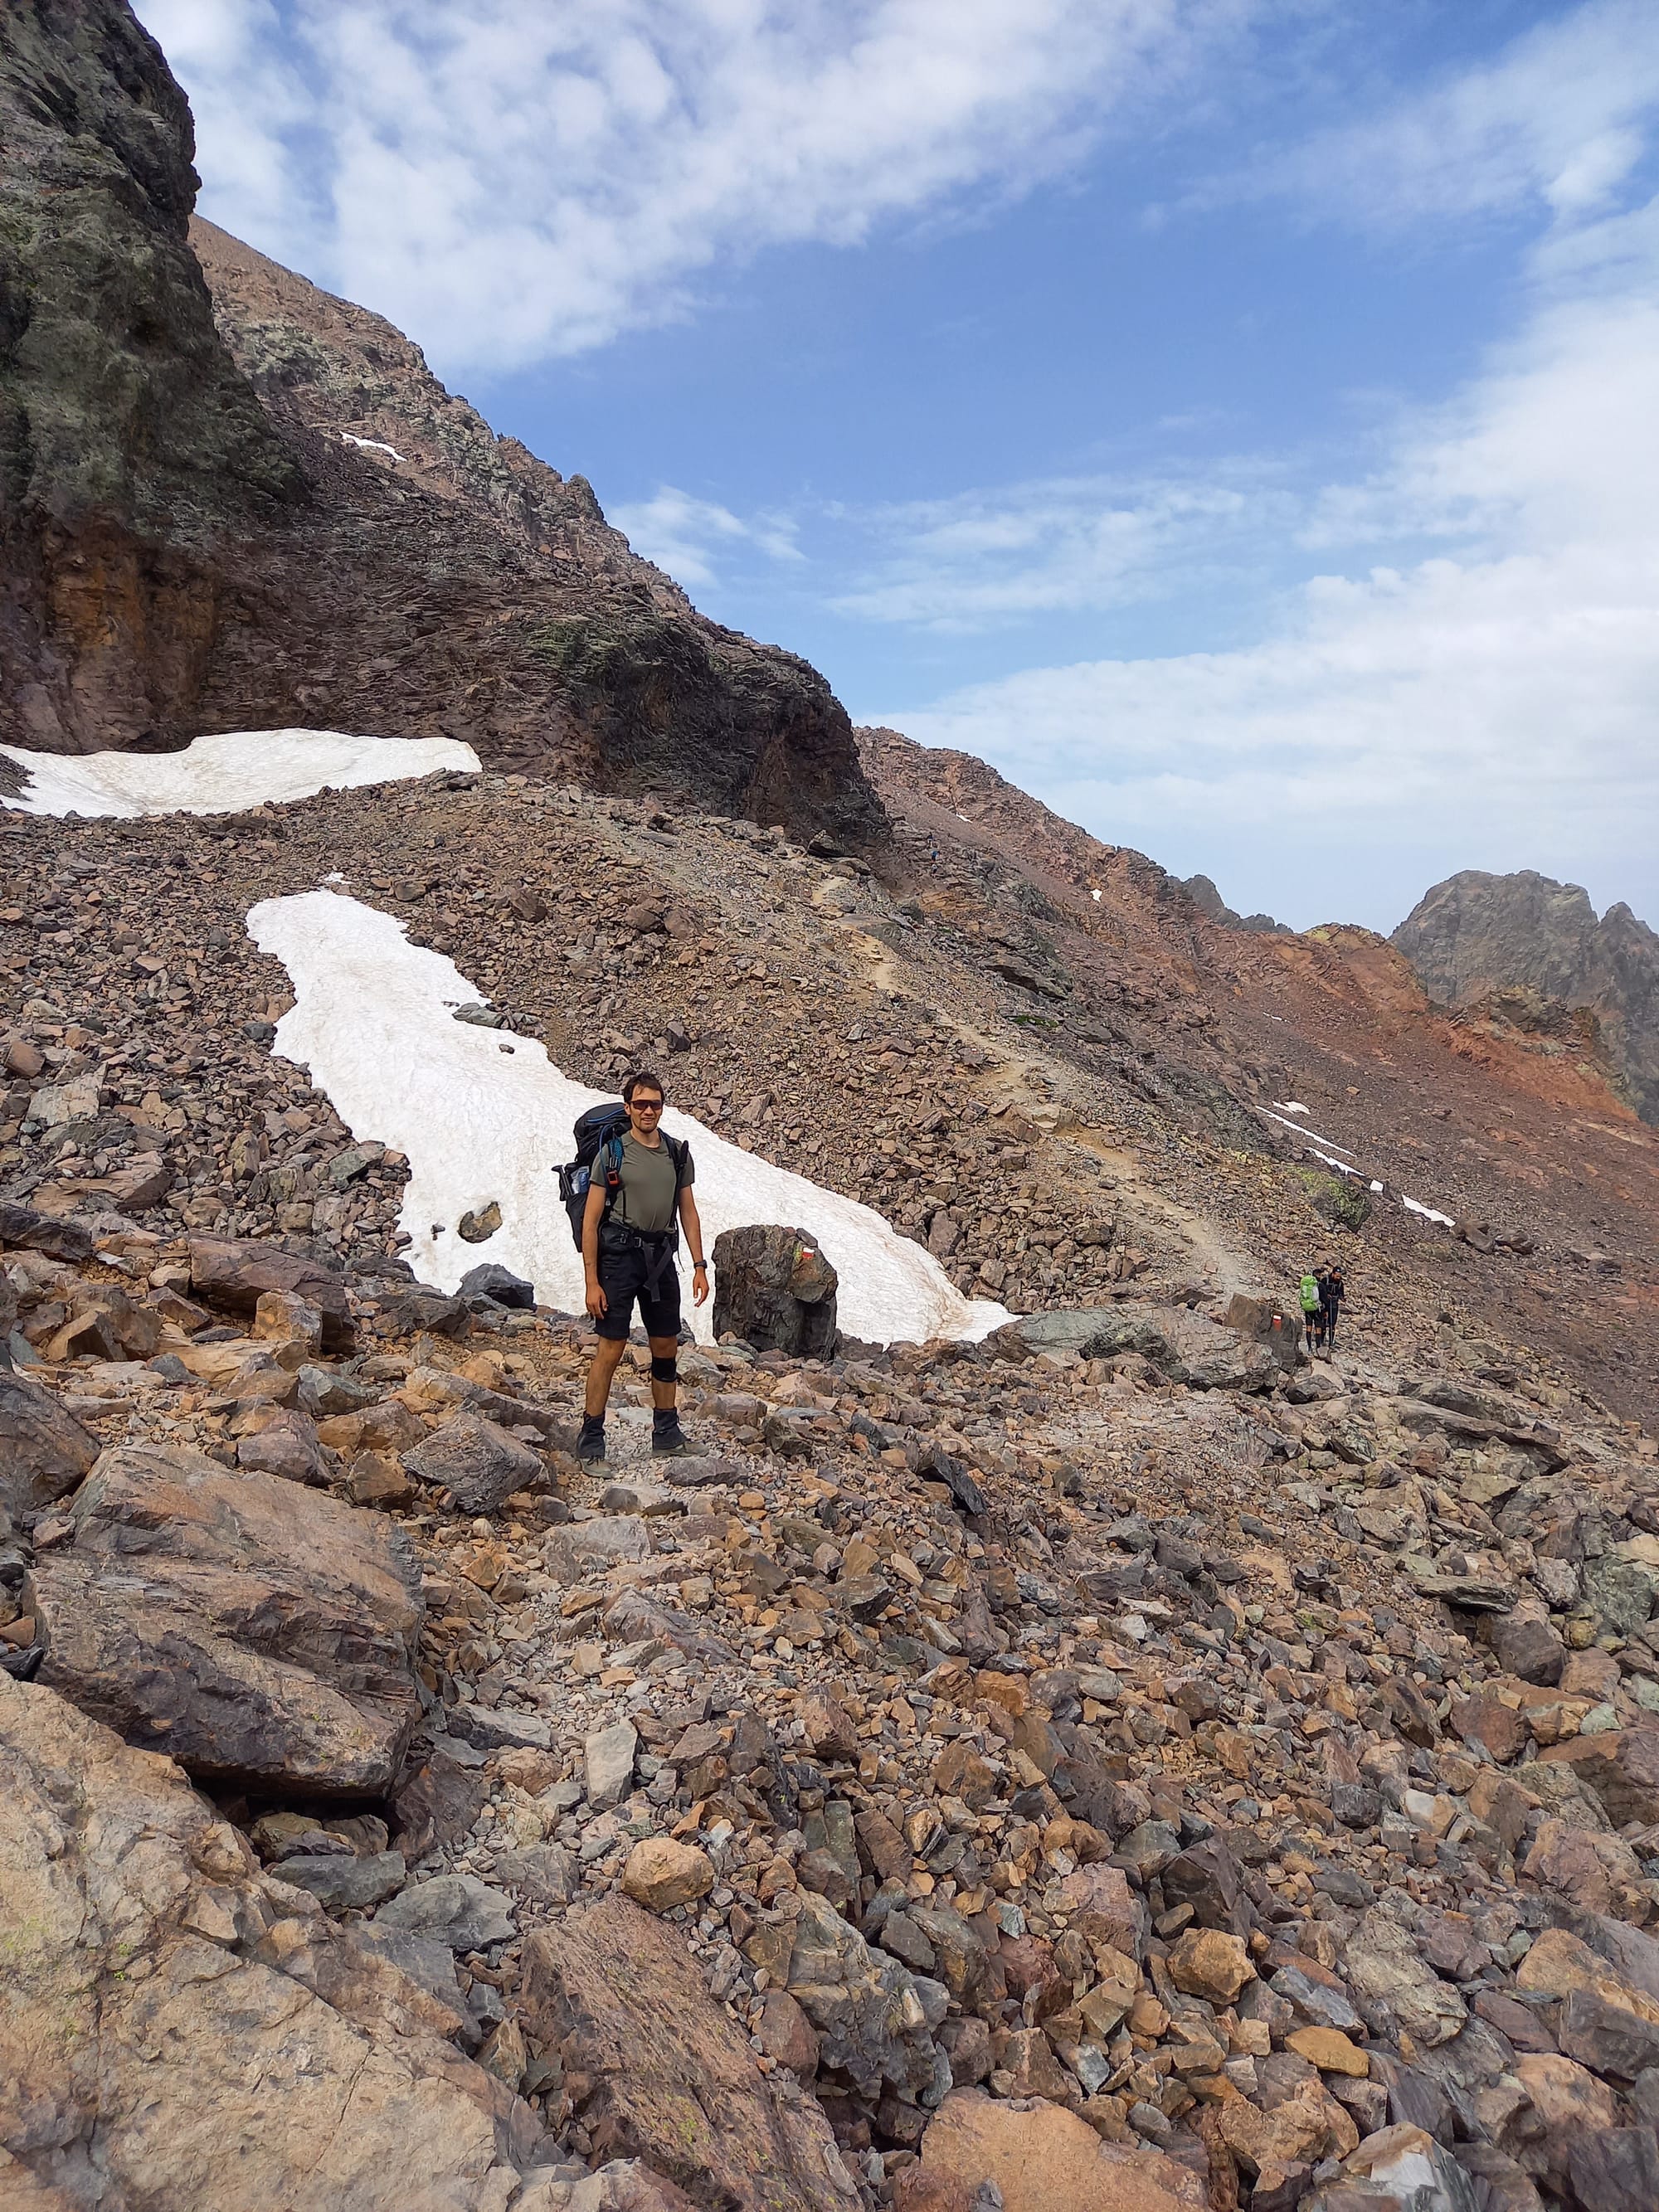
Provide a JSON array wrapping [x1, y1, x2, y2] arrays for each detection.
[[4, 750, 1659, 2212]]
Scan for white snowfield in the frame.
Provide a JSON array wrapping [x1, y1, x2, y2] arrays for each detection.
[[0, 729, 479, 819], [248, 890, 1013, 1349]]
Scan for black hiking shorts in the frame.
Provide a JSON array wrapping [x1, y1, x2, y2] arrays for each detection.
[[595, 1236, 681, 1341]]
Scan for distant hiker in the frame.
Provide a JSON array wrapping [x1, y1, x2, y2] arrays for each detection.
[[1299, 1269, 1322, 1355], [1321, 1262, 1346, 1353], [576, 1072, 708, 1463]]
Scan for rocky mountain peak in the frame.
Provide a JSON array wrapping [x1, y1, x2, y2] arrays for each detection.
[[1394, 868, 1659, 1124]]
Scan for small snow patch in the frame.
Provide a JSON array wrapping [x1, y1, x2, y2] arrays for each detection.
[[0, 729, 479, 819], [1273, 1101, 1311, 1116], [246, 890, 1012, 1349], [1090, 887, 1102, 902], [1260, 1105, 1352, 1154], [342, 432, 406, 462], [1404, 1195, 1456, 1228]]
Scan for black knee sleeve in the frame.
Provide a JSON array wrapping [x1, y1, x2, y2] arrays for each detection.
[[650, 1353, 678, 1383]]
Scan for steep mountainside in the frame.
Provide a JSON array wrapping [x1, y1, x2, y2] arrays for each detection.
[[862, 727, 1659, 1422], [0, 1, 881, 845], [1394, 871, 1659, 1125]]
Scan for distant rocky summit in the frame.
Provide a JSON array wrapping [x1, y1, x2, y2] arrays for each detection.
[[1394, 870, 1659, 1124], [1180, 876, 1291, 936], [0, 0, 881, 847]]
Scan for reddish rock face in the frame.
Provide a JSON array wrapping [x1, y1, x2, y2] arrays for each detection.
[[30, 1440, 425, 1796], [518, 1895, 856, 2212]]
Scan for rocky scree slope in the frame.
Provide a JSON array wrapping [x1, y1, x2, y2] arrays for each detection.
[[0, 0, 879, 848], [6, 1157, 1659, 2212], [1393, 872, 1659, 1130], [8, 756, 1659, 1426]]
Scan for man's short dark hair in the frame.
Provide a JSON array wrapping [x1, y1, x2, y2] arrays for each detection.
[[623, 1069, 664, 1103]]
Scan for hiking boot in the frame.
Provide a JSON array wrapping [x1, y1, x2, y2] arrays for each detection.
[[650, 1411, 688, 1457], [575, 1416, 606, 1464]]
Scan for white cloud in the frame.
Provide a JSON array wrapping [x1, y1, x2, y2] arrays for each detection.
[[1229, 0, 1659, 228], [610, 486, 803, 588], [828, 470, 1285, 625], [135, 0, 1260, 375], [878, 194, 1659, 930]]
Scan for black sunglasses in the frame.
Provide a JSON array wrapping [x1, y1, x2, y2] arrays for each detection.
[[629, 1098, 664, 1111]]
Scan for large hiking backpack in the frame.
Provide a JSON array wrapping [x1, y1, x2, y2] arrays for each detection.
[[556, 1103, 689, 1250]]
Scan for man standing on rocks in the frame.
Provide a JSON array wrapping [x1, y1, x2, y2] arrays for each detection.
[[577, 1072, 708, 1463]]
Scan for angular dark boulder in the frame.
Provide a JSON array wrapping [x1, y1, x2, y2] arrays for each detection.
[[188, 1234, 353, 1349], [711, 1224, 839, 1357], [0, 1367, 99, 1524], [30, 1440, 424, 1795]]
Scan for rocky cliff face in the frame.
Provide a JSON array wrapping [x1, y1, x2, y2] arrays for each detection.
[[0, 0, 304, 751], [0, 2, 882, 845], [1394, 870, 1659, 1124]]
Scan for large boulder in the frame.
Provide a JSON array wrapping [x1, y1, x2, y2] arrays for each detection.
[[518, 1894, 859, 2212], [0, 1675, 546, 2210], [188, 1235, 353, 1349], [0, 1368, 99, 1524], [402, 1412, 544, 1512], [900, 2089, 1207, 2212], [711, 1225, 839, 1357], [29, 1441, 424, 1796]]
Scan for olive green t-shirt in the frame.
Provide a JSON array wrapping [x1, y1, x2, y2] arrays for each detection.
[[609, 1131, 691, 1232]]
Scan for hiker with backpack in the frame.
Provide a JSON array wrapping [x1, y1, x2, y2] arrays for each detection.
[[1298, 1267, 1323, 1357], [561, 1071, 708, 1463]]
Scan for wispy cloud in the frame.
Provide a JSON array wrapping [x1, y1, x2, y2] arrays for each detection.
[[610, 486, 803, 589], [137, 0, 1265, 376], [1215, 0, 1659, 228], [877, 163, 1659, 927], [828, 469, 1288, 626]]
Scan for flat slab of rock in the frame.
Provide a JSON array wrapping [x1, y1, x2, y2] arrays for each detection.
[[0, 1675, 545, 2210], [377, 1873, 517, 1952], [29, 1441, 424, 1796], [996, 1302, 1278, 1392], [189, 1233, 353, 1349], [518, 1894, 858, 2212], [902, 2089, 1207, 2212], [0, 1367, 99, 1524]]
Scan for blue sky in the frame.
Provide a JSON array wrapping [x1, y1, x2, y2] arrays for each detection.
[[140, 0, 1659, 932]]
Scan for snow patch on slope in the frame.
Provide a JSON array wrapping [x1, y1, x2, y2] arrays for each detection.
[[0, 730, 478, 819], [247, 890, 1012, 1349]]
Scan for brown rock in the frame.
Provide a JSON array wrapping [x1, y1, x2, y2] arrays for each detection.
[[709, 1225, 839, 1358], [909, 2090, 1208, 2212], [518, 1895, 857, 2211], [0, 1675, 542, 2210], [1219, 2078, 1358, 2176], [0, 1369, 99, 1524], [754, 1989, 820, 2078], [403, 1412, 543, 1513], [1286, 2026, 1369, 2077], [932, 1739, 999, 1809], [188, 1235, 353, 1349], [30, 1441, 424, 1796], [797, 1685, 859, 1762], [1454, 1690, 1530, 1765], [1538, 1728, 1659, 1826], [1167, 1927, 1255, 2003], [620, 1837, 715, 1913]]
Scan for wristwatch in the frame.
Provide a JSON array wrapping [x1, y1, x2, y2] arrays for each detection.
[[692, 1259, 708, 1271]]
